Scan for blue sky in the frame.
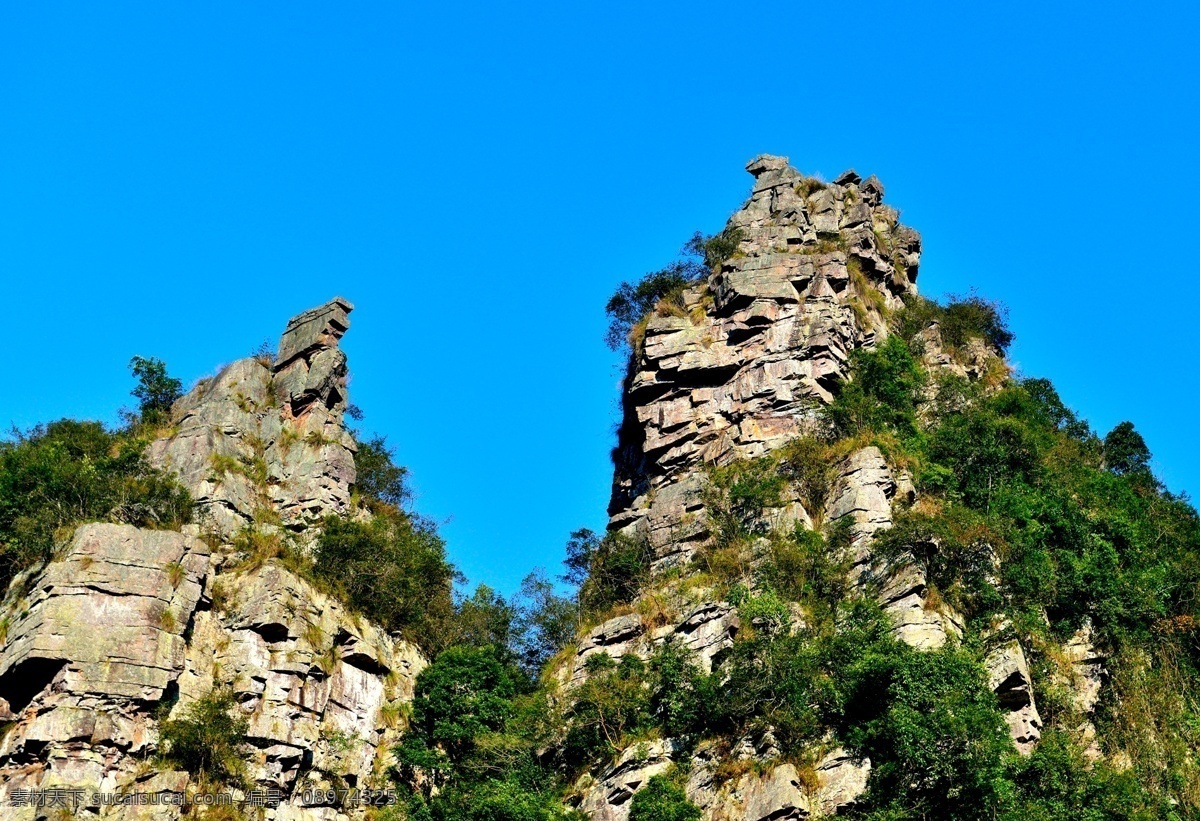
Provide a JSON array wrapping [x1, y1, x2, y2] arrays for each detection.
[[2, 2, 1197, 596]]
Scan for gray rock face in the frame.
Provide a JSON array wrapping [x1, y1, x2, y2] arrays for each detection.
[[577, 737, 868, 821], [609, 156, 920, 563], [983, 623, 1043, 754], [0, 523, 423, 817], [824, 447, 963, 650], [0, 300, 427, 819], [575, 739, 682, 821], [0, 524, 210, 707], [569, 602, 739, 684], [1058, 619, 1105, 758], [147, 297, 358, 540]]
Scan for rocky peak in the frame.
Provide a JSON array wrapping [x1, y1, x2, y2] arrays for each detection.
[[571, 157, 1047, 819], [148, 297, 359, 540], [274, 296, 354, 418], [0, 299, 426, 818], [609, 155, 921, 566]]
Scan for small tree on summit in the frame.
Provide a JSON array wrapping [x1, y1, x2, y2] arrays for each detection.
[[129, 356, 183, 425]]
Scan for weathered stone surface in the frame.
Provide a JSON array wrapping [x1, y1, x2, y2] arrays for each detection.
[[0, 524, 211, 810], [822, 447, 963, 651], [147, 298, 358, 539], [916, 322, 1004, 388], [672, 602, 739, 673], [570, 602, 738, 684], [1057, 619, 1105, 759], [575, 739, 682, 821], [578, 738, 868, 821], [0, 524, 210, 705], [609, 157, 920, 560], [985, 626, 1043, 754], [0, 300, 428, 819]]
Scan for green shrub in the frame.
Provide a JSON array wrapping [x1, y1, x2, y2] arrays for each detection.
[[605, 263, 702, 351], [628, 775, 701, 821], [824, 335, 924, 441], [647, 641, 719, 739], [895, 292, 1014, 354], [313, 511, 455, 651], [759, 521, 852, 627], [1001, 728, 1167, 819], [564, 529, 653, 616], [129, 355, 183, 425], [604, 228, 739, 351], [0, 420, 193, 592], [562, 653, 653, 766], [942, 291, 1014, 353], [1102, 421, 1151, 478], [157, 687, 249, 787], [704, 458, 788, 546], [873, 505, 1004, 617], [353, 434, 411, 508], [684, 226, 744, 269], [735, 587, 791, 637], [838, 642, 1014, 818], [406, 646, 517, 764], [776, 437, 838, 521]]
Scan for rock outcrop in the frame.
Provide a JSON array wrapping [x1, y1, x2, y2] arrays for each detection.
[[0, 299, 425, 819], [609, 157, 919, 567], [574, 156, 1058, 819], [575, 738, 869, 821], [148, 297, 357, 541]]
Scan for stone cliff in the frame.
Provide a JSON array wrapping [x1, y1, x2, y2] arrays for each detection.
[[0, 157, 1127, 821], [567, 156, 1083, 820], [0, 298, 425, 820]]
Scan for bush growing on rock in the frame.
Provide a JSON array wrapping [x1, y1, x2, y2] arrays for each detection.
[[564, 528, 653, 616], [353, 434, 412, 509], [604, 228, 741, 352], [895, 291, 1015, 354], [628, 775, 701, 821], [313, 511, 456, 651], [157, 687, 249, 788], [0, 419, 192, 592], [824, 335, 924, 442]]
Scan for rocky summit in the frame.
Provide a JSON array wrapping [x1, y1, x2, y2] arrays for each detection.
[[0, 298, 425, 819], [0, 156, 1195, 820]]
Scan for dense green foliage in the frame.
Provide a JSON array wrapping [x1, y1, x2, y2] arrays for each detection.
[[628, 776, 701, 821], [0, 419, 193, 592], [825, 335, 924, 441], [157, 687, 250, 787], [396, 645, 578, 821], [896, 291, 1015, 353], [407, 646, 518, 763], [313, 512, 456, 651], [354, 434, 412, 508], [564, 527, 653, 616]]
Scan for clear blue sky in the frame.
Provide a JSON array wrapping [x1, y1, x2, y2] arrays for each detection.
[[2, 2, 1197, 597]]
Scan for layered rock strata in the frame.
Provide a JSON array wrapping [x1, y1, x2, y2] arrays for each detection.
[[575, 157, 1048, 819], [0, 299, 425, 820]]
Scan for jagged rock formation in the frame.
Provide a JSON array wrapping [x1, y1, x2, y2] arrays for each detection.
[[0, 299, 425, 819], [610, 157, 919, 568], [572, 157, 1050, 819], [148, 297, 357, 540]]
